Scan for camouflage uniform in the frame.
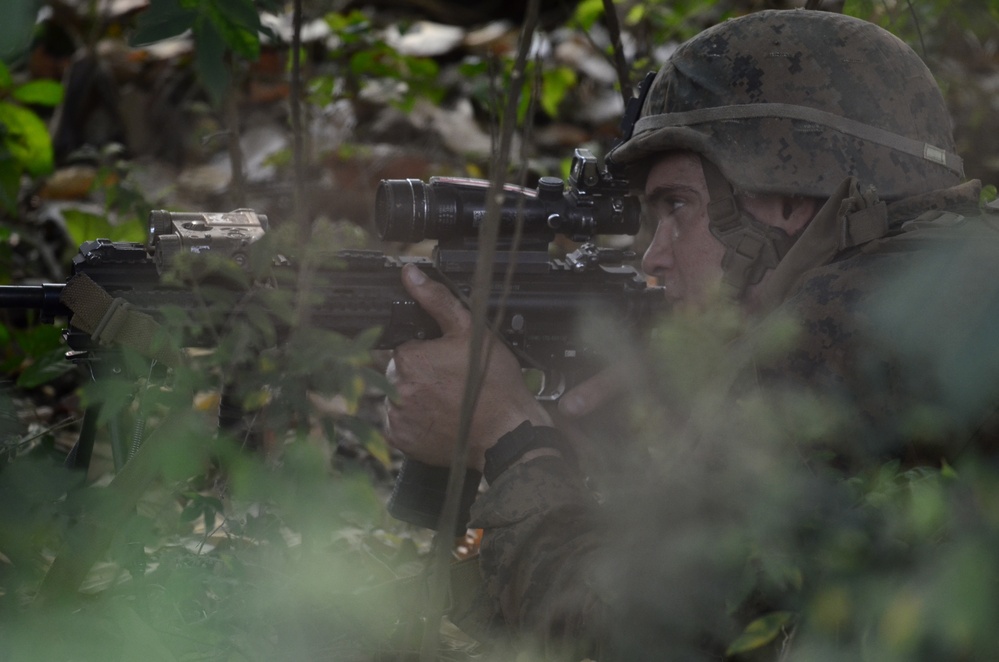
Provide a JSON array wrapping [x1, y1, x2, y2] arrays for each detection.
[[458, 9, 999, 659], [466, 179, 999, 658]]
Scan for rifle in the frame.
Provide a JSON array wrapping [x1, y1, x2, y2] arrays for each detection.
[[0, 148, 666, 533]]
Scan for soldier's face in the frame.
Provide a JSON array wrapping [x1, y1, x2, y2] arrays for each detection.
[[641, 152, 726, 305], [641, 151, 817, 307]]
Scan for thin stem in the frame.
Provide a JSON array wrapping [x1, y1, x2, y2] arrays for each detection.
[[419, 1, 542, 659]]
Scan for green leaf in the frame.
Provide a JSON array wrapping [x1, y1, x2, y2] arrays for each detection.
[[354, 419, 392, 470], [458, 57, 489, 79], [625, 4, 646, 25], [358, 365, 392, 396], [245, 303, 278, 347], [212, 0, 261, 60], [326, 10, 371, 40], [0, 61, 12, 91], [207, 0, 260, 60], [62, 208, 114, 245], [726, 611, 795, 656], [403, 55, 439, 80], [131, 0, 198, 45], [573, 0, 605, 30], [0, 1, 38, 63], [16, 346, 75, 389], [194, 16, 230, 106], [0, 101, 54, 176], [109, 218, 148, 243], [907, 472, 947, 536], [214, 0, 262, 33], [349, 50, 393, 79], [81, 379, 138, 425], [351, 326, 383, 353], [12, 80, 64, 107], [540, 66, 577, 118], [12, 323, 63, 358], [61, 209, 143, 247]]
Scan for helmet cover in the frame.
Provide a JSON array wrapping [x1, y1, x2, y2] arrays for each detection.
[[607, 9, 963, 201]]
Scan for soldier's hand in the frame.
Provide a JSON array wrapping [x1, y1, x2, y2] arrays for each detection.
[[557, 365, 630, 419], [385, 264, 552, 470]]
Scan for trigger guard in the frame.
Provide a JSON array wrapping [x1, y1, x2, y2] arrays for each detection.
[[534, 371, 567, 402]]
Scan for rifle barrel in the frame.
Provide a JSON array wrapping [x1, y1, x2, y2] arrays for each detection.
[[0, 283, 67, 317]]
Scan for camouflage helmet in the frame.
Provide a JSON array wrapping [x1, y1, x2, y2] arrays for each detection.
[[606, 9, 964, 201]]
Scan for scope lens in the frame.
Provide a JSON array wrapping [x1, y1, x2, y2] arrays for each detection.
[[376, 179, 429, 242]]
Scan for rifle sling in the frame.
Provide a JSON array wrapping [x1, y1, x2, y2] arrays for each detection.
[[60, 273, 181, 368]]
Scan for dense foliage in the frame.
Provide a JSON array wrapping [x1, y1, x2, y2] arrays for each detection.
[[1, 0, 999, 660]]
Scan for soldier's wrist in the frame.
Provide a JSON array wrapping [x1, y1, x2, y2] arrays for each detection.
[[483, 421, 576, 484]]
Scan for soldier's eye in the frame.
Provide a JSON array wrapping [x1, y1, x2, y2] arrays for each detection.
[[645, 193, 685, 221]]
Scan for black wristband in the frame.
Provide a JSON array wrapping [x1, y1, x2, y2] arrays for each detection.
[[483, 421, 576, 484]]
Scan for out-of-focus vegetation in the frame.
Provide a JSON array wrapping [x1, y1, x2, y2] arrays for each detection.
[[1, 0, 998, 660]]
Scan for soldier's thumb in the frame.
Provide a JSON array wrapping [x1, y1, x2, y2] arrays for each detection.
[[401, 263, 470, 335]]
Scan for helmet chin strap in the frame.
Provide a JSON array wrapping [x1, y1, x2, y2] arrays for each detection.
[[699, 156, 797, 298]]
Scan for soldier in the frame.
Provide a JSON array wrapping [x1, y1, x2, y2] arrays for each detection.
[[386, 8, 999, 659]]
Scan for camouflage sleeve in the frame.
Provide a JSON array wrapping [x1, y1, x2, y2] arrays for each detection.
[[751, 222, 997, 465], [468, 449, 609, 657]]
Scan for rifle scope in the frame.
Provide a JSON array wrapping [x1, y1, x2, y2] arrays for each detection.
[[375, 154, 640, 243]]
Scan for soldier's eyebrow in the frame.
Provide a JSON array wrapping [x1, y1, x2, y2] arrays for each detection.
[[643, 184, 701, 204]]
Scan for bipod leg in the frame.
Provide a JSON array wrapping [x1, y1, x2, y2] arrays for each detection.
[[63, 352, 139, 475], [65, 404, 101, 471]]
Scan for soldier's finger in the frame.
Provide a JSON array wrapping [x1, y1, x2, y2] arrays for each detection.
[[400, 263, 470, 335]]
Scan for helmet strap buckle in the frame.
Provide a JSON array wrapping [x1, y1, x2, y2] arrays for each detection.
[[700, 156, 795, 297], [837, 180, 888, 250]]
